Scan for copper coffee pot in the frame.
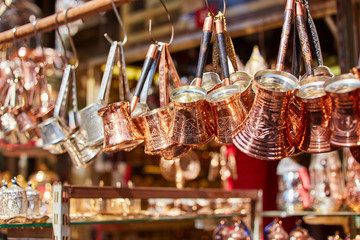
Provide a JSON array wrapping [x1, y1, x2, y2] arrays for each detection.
[[133, 43, 191, 157], [232, 0, 298, 160], [324, 74, 360, 147], [99, 44, 159, 153], [206, 18, 246, 144], [169, 16, 214, 147], [293, 76, 336, 153]]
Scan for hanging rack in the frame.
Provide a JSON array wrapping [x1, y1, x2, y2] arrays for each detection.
[[0, 0, 133, 45]]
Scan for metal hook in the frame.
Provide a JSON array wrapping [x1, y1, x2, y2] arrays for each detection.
[[55, 11, 69, 65], [104, 0, 127, 45], [149, 0, 174, 45], [32, 18, 46, 63], [63, 7, 79, 69], [204, 0, 226, 17]]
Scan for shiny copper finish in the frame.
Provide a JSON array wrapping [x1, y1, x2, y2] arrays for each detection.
[[350, 146, 360, 163], [294, 76, 336, 153], [160, 143, 192, 160], [214, 19, 225, 34], [286, 0, 295, 10], [134, 107, 175, 154], [146, 44, 159, 59], [203, 16, 214, 32], [130, 96, 140, 113], [230, 71, 255, 112], [232, 69, 299, 160], [11, 104, 37, 133], [170, 86, 213, 146], [98, 101, 143, 153], [33, 104, 55, 122], [324, 74, 360, 147], [295, 1, 305, 16], [206, 86, 246, 144]]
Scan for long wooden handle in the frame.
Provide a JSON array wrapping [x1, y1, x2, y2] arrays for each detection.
[[130, 44, 158, 112], [215, 19, 230, 86], [276, 0, 295, 71], [194, 16, 213, 87], [295, 2, 314, 76]]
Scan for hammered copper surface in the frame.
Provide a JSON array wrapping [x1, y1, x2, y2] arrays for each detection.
[[324, 74, 360, 147], [134, 107, 176, 155], [232, 69, 298, 160], [169, 86, 213, 146], [294, 77, 335, 153], [206, 86, 246, 144], [98, 101, 143, 153]]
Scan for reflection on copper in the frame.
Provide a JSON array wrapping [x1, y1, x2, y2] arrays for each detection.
[[294, 76, 336, 153], [98, 102, 143, 153], [324, 74, 360, 147], [232, 69, 298, 160], [206, 85, 246, 144], [230, 71, 255, 112], [170, 86, 213, 147]]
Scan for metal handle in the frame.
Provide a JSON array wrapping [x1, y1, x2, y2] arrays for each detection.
[[54, 64, 72, 118], [276, 0, 295, 71], [215, 19, 231, 85], [131, 43, 158, 112], [295, 1, 314, 76], [165, 44, 182, 88], [194, 16, 213, 86], [139, 44, 163, 104], [97, 41, 119, 102]]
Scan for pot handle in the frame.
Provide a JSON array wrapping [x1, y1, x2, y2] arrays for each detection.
[[54, 64, 71, 118], [276, 0, 295, 71], [295, 1, 314, 76], [303, 0, 323, 66], [165, 44, 182, 88], [139, 44, 163, 104], [214, 19, 231, 86], [194, 16, 214, 87], [131, 44, 159, 112], [97, 41, 119, 103]]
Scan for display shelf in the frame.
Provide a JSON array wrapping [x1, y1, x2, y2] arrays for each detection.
[[52, 186, 263, 240], [0, 222, 52, 229], [262, 210, 360, 218]]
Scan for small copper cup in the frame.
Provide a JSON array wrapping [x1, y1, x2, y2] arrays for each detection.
[[11, 104, 40, 140], [206, 85, 247, 144], [230, 71, 255, 112], [169, 86, 213, 146], [324, 74, 360, 147], [294, 76, 336, 153], [98, 101, 143, 153], [232, 69, 299, 160]]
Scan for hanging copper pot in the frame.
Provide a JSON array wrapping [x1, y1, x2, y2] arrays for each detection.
[[324, 74, 360, 147], [169, 16, 214, 147], [232, 70, 298, 160], [293, 76, 336, 153], [230, 71, 255, 112], [11, 104, 40, 140]]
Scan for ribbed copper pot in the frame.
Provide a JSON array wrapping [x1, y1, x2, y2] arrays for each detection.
[[206, 85, 247, 144], [98, 101, 143, 153], [230, 71, 255, 112], [324, 74, 360, 147], [169, 86, 213, 146], [232, 69, 299, 160], [294, 76, 336, 153]]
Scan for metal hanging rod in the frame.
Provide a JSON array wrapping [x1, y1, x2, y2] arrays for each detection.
[[0, 0, 133, 45]]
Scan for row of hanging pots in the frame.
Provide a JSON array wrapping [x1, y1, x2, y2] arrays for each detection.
[[4, 0, 360, 168]]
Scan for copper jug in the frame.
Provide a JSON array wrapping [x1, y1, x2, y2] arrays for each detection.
[[99, 101, 143, 153], [11, 104, 40, 140], [293, 76, 336, 153], [134, 43, 191, 156], [230, 71, 255, 112], [324, 74, 360, 147], [100, 44, 159, 153], [232, 70, 298, 160], [169, 17, 214, 147]]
